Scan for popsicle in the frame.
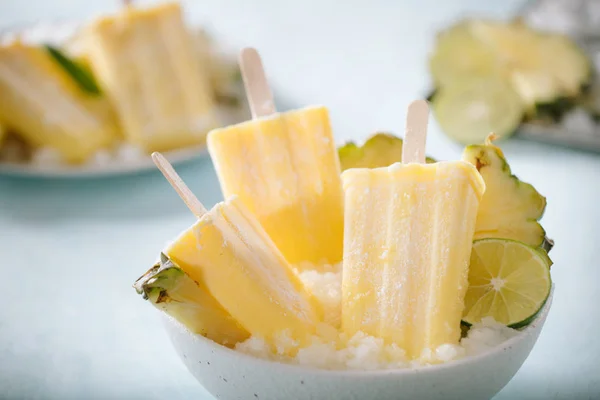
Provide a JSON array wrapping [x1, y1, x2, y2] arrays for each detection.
[[85, 2, 218, 153], [341, 100, 486, 360], [207, 48, 344, 267], [0, 42, 118, 163], [152, 153, 321, 347]]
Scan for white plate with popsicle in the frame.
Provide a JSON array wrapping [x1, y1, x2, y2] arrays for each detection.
[[0, 5, 250, 179]]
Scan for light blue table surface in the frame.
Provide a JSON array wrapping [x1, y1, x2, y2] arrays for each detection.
[[1, 0, 599, 399]]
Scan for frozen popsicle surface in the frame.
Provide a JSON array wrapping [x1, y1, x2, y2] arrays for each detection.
[[207, 106, 344, 266], [164, 196, 321, 346], [0, 42, 118, 163], [85, 2, 218, 153], [341, 161, 485, 360]]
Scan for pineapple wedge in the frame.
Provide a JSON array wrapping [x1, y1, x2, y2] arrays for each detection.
[[134, 254, 249, 347], [470, 20, 591, 107], [0, 42, 118, 163], [338, 133, 435, 171], [85, 2, 218, 153], [462, 135, 546, 247]]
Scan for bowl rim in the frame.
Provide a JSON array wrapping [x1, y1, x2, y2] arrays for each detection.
[[166, 285, 554, 377]]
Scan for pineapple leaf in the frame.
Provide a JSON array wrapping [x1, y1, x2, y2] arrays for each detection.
[[45, 45, 102, 95]]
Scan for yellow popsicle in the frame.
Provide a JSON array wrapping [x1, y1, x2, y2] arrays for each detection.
[[85, 2, 218, 153], [164, 196, 322, 346], [0, 42, 118, 163], [341, 161, 485, 360], [207, 106, 344, 266]]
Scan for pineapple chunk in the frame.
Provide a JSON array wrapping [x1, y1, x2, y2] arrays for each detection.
[[0, 42, 118, 163], [462, 135, 546, 247], [338, 133, 435, 171], [134, 254, 249, 347]]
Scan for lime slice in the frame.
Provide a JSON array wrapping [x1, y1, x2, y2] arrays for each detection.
[[463, 238, 552, 328], [432, 76, 525, 144]]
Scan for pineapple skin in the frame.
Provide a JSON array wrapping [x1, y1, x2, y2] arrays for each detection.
[[462, 140, 546, 247], [134, 255, 249, 347], [0, 42, 119, 164]]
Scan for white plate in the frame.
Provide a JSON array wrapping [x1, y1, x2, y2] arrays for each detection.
[[0, 144, 207, 179], [0, 105, 249, 179], [0, 20, 249, 179]]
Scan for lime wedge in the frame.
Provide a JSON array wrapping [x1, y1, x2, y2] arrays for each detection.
[[463, 238, 552, 328], [432, 76, 525, 144]]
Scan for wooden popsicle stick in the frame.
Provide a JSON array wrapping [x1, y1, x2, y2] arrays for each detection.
[[402, 99, 430, 164], [151, 152, 208, 218], [239, 47, 276, 119]]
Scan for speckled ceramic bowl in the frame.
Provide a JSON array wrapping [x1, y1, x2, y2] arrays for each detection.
[[163, 290, 553, 400]]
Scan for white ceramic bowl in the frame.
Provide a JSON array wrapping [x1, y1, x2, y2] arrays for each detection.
[[164, 290, 553, 400]]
